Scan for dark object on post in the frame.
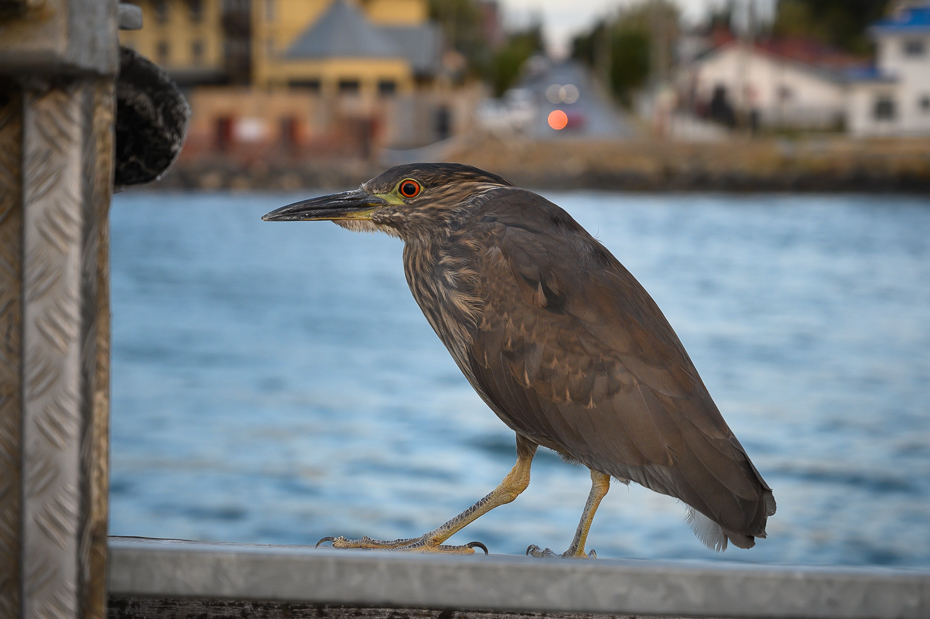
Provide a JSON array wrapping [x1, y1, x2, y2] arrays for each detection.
[[263, 164, 776, 558], [115, 46, 190, 187]]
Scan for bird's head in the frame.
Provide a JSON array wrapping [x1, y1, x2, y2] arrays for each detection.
[[262, 163, 512, 242]]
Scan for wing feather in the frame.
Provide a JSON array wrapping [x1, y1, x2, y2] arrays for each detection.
[[449, 190, 774, 545]]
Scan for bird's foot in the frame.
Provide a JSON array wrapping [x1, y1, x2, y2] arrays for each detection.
[[526, 544, 596, 559], [317, 535, 488, 555]]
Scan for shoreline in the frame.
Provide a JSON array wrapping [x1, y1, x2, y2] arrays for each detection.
[[148, 136, 930, 193]]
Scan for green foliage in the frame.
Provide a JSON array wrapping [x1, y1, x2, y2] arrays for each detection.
[[706, 1, 736, 31], [571, 21, 604, 68], [427, 0, 489, 73], [772, 0, 893, 55], [483, 26, 545, 97], [428, 0, 544, 95], [608, 29, 651, 105], [571, 0, 679, 104]]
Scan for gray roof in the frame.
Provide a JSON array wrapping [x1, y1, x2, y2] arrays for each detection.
[[380, 24, 443, 76], [286, 0, 443, 76], [286, 0, 400, 60]]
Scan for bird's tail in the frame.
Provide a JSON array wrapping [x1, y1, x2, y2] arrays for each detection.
[[687, 507, 729, 552], [687, 486, 777, 551]]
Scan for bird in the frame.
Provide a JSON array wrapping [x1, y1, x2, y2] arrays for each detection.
[[262, 163, 775, 558]]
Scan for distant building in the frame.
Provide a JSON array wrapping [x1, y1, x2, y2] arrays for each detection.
[[123, 0, 469, 157], [478, 0, 505, 51], [120, 0, 442, 92], [679, 39, 865, 131], [252, 0, 442, 96], [847, 4, 930, 137], [120, 0, 251, 85]]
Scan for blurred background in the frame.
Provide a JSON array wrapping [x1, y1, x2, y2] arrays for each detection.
[[110, 0, 930, 566]]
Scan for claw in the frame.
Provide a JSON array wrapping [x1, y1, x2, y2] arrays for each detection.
[[466, 541, 489, 555], [527, 543, 593, 558], [526, 544, 558, 558], [315, 536, 336, 548]]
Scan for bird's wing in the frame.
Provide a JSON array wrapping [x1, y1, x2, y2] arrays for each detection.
[[462, 192, 774, 543]]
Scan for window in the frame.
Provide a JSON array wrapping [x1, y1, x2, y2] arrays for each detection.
[[157, 40, 170, 64], [189, 0, 203, 23], [920, 95, 930, 114], [777, 85, 793, 102], [377, 80, 396, 96], [192, 40, 204, 64], [903, 39, 925, 56], [873, 96, 896, 120], [338, 80, 360, 95], [288, 79, 321, 92], [265, 38, 274, 57], [154, 0, 168, 23], [265, 0, 274, 21], [280, 117, 299, 146], [435, 106, 451, 140], [223, 0, 249, 12], [216, 117, 233, 151]]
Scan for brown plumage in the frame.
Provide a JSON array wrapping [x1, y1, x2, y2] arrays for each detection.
[[263, 163, 775, 555]]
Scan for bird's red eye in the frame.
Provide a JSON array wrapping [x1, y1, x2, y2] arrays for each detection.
[[399, 180, 421, 198]]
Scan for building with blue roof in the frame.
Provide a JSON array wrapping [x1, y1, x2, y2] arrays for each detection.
[[848, 3, 930, 136], [870, 6, 930, 34]]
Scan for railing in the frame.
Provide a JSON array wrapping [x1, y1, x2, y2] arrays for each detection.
[[108, 537, 930, 619]]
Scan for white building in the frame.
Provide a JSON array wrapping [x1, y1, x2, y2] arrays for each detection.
[[680, 39, 853, 131], [848, 5, 930, 137]]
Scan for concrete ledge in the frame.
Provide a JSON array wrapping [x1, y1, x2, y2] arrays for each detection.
[[108, 537, 930, 619]]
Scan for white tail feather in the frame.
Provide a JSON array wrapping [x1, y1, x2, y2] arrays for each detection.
[[686, 507, 728, 552]]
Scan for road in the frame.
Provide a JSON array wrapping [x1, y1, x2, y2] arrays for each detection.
[[517, 59, 639, 140]]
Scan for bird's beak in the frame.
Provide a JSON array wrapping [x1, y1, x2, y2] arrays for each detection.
[[262, 189, 388, 222]]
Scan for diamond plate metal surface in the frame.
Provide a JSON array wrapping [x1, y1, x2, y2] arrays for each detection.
[[1, 1, 117, 617], [15, 78, 113, 619], [21, 81, 86, 619]]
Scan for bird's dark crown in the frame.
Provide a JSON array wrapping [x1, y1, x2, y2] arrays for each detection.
[[363, 163, 513, 196]]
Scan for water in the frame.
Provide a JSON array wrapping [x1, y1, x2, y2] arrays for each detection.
[[109, 190, 930, 567]]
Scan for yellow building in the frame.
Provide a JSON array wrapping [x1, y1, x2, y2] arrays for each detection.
[[252, 0, 441, 96], [119, 0, 454, 155], [119, 0, 235, 85], [119, 0, 439, 92]]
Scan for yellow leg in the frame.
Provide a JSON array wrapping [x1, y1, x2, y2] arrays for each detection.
[[318, 437, 537, 554], [527, 468, 610, 559]]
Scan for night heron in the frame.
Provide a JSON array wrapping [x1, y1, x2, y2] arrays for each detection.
[[263, 163, 775, 557]]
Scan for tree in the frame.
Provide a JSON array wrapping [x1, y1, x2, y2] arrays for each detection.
[[706, 1, 736, 32], [571, 0, 679, 105], [484, 25, 545, 96], [429, 0, 545, 95], [428, 0, 490, 75], [772, 0, 893, 55]]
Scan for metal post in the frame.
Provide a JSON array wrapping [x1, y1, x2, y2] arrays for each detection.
[[0, 1, 118, 617]]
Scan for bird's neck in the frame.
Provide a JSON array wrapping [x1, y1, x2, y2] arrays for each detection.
[[402, 232, 482, 366]]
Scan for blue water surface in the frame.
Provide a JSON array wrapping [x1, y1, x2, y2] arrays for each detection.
[[109, 190, 930, 567]]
